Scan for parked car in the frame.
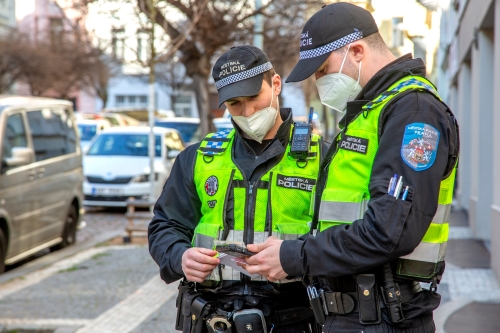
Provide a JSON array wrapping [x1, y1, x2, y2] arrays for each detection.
[[102, 107, 174, 123], [212, 110, 233, 131], [82, 126, 184, 207], [100, 112, 143, 127], [77, 119, 111, 151], [154, 117, 201, 144], [75, 112, 143, 127], [0, 95, 84, 273]]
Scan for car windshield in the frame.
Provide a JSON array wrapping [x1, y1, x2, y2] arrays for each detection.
[[155, 121, 199, 143], [87, 133, 161, 156], [78, 124, 97, 141]]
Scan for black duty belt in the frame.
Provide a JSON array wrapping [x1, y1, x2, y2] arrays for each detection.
[[270, 307, 314, 327], [323, 281, 422, 315]]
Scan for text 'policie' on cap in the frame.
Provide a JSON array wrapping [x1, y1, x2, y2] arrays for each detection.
[[286, 2, 378, 83], [212, 45, 273, 107]]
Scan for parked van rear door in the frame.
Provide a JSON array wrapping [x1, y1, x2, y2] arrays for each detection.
[[0, 111, 39, 258], [25, 107, 80, 247]]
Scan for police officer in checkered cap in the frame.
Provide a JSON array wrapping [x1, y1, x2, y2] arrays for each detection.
[[149, 45, 329, 332], [243, 3, 460, 333]]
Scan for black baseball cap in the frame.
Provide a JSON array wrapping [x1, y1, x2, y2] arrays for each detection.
[[212, 45, 273, 107], [286, 2, 378, 83]]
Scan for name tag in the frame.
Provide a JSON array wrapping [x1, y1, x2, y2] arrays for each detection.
[[276, 174, 316, 192], [339, 135, 369, 154]]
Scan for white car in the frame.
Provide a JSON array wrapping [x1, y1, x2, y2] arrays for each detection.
[[77, 119, 112, 151], [83, 126, 184, 207], [213, 110, 233, 131]]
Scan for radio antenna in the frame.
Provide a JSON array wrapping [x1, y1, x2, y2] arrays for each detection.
[[308, 107, 314, 126]]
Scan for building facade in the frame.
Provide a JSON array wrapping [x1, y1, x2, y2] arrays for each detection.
[[15, 0, 96, 111], [438, 0, 500, 279], [85, 1, 198, 117], [0, 0, 16, 35]]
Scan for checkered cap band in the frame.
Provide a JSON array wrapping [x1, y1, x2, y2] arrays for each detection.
[[299, 31, 363, 60], [215, 62, 273, 90]]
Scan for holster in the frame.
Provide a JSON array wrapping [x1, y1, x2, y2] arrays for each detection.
[[175, 280, 194, 331], [190, 296, 216, 333], [179, 289, 201, 333], [309, 293, 326, 325], [355, 274, 381, 325]]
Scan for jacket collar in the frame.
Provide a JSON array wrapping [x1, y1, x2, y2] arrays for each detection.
[[341, 54, 426, 127]]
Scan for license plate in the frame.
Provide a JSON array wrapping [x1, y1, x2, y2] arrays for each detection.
[[91, 187, 124, 196]]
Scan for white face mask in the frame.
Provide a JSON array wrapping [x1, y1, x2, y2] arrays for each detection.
[[315, 44, 362, 113], [231, 86, 279, 143]]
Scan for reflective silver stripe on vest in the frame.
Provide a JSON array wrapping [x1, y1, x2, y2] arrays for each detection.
[[400, 241, 447, 263], [318, 200, 368, 222], [401, 204, 450, 263], [433, 204, 451, 224], [205, 230, 300, 283]]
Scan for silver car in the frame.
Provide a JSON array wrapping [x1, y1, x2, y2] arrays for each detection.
[[0, 96, 84, 273]]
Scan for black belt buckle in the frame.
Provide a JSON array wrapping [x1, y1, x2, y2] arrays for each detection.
[[356, 274, 381, 324], [324, 292, 355, 315]]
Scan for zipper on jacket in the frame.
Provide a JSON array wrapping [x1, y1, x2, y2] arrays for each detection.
[[243, 180, 257, 295]]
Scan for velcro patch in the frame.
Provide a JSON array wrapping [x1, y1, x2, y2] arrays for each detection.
[[401, 123, 440, 171], [338, 135, 368, 154]]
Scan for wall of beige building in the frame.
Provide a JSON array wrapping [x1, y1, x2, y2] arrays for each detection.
[[439, 0, 500, 280]]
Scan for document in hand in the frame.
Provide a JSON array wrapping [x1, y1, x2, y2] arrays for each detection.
[[217, 252, 261, 278]]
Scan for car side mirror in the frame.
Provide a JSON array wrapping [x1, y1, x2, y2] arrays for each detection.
[[167, 150, 180, 159], [4, 147, 34, 167]]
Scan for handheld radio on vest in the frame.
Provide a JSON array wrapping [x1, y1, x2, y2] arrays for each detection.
[[290, 107, 313, 160]]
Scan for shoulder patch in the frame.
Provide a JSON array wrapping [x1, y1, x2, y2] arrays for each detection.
[[401, 123, 440, 171]]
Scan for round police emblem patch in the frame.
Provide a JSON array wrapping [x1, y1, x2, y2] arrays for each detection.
[[401, 123, 440, 171], [205, 176, 218, 196]]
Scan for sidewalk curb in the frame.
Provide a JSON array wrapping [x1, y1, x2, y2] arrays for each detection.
[[0, 230, 123, 285], [434, 298, 473, 333]]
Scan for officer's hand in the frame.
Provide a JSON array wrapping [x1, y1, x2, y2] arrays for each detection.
[[244, 236, 287, 282], [181, 247, 220, 283]]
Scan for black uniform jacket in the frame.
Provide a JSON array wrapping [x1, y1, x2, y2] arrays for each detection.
[[280, 55, 460, 318], [149, 108, 330, 286]]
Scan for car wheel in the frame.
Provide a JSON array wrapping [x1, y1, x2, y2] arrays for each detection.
[[0, 229, 6, 274], [51, 205, 78, 251]]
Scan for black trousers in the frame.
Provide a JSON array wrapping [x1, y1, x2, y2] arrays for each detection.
[[322, 312, 435, 333]]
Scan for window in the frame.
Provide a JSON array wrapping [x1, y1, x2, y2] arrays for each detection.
[[392, 17, 404, 48], [2, 113, 28, 159], [50, 18, 64, 48], [112, 28, 125, 60], [87, 133, 161, 157], [173, 95, 192, 117], [115, 95, 148, 108], [116, 96, 125, 105], [27, 108, 77, 162], [137, 29, 149, 63]]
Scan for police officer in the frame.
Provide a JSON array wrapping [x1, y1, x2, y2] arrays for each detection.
[[244, 3, 460, 333], [148, 45, 328, 332]]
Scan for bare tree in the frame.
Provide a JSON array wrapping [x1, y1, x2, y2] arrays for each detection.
[[155, 58, 190, 113], [0, 33, 24, 94], [83, 48, 122, 109], [136, 0, 314, 136]]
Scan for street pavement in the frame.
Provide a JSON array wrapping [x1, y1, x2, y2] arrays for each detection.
[[0, 207, 498, 333]]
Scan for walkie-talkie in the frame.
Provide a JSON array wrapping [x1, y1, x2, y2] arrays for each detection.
[[290, 107, 313, 160]]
